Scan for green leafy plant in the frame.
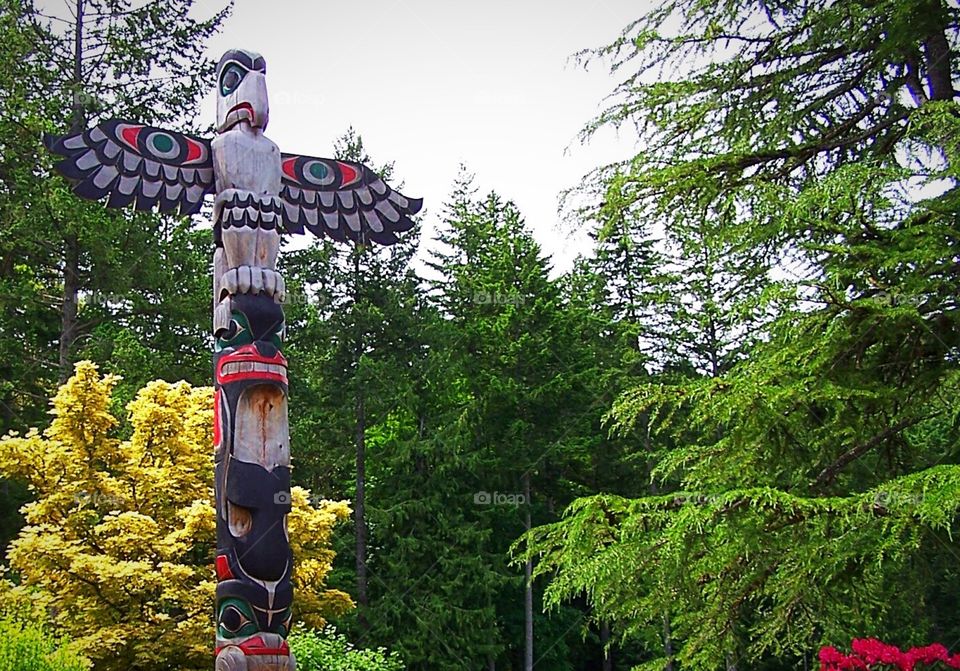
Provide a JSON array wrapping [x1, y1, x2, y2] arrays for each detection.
[[289, 627, 403, 671], [0, 616, 89, 671]]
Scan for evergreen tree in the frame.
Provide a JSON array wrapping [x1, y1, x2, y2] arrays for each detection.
[[0, 1, 69, 431], [4, 0, 229, 408], [415, 174, 605, 670], [0, 0, 61, 543], [524, 1, 960, 669], [280, 129, 429, 640]]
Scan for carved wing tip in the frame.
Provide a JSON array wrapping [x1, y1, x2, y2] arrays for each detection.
[[53, 158, 83, 182], [370, 231, 399, 245], [42, 132, 63, 154], [395, 215, 416, 233], [405, 197, 423, 215]]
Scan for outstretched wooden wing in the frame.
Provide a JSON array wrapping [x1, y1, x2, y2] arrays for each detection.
[[44, 119, 215, 216], [279, 154, 421, 245]]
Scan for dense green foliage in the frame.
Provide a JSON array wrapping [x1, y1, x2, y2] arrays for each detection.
[[287, 168, 610, 668], [0, 0, 229, 432], [520, 0, 960, 669], [1, 0, 959, 669]]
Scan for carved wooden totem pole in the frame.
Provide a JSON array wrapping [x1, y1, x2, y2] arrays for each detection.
[[44, 49, 421, 671]]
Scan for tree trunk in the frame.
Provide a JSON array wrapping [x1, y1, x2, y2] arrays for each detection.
[[59, 234, 80, 382], [921, 2, 954, 101], [523, 472, 533, 671], [600, 620, 612, 671], [663, 617, 674, 671], [59, 0, 84, 382], [355, 387, 368, 624], [353, 246, 369, 630]]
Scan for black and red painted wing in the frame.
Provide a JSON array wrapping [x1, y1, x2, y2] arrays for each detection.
[[43, 119, 215, 216], [278, 153, 421, 245]]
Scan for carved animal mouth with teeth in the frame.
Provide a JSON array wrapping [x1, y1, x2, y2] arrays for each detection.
[[216, 345, 288, 385]]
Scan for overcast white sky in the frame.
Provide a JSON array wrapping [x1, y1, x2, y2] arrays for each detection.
[[195, 0, 644, 272]]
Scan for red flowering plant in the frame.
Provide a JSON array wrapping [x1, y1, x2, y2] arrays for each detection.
[[820, 639, 960, 671]]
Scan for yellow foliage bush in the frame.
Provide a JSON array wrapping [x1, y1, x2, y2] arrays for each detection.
[[0, 361, 353, 671]]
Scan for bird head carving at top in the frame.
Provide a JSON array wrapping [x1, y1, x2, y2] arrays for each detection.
[[216, 49, 268, 132], [42, 48, 422, 247]]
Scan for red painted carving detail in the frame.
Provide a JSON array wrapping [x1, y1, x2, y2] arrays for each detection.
[[214, 637, 290, 657], [337, 161, 360, 187], [282, 157, 299, 182], [120, 125, 142, 151], [215, 554, 233, 580], [186, 138, 203, 163]]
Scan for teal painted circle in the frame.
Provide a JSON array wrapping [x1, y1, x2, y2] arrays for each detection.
[[303, 159, 335, 186], [147, 132, 179, 159], [152, 133, 174, 153]]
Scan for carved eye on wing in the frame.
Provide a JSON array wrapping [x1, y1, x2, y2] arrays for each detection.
[[279, 153, 422, 245], [43, 119, 215, 216]]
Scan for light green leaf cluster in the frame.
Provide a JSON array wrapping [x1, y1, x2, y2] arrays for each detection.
[[289, 626, 404, 671], [0, 613, 90, 671]]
